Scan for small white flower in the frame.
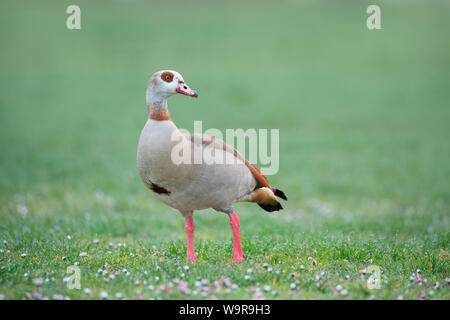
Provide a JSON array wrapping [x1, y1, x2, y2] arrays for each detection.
[[335, 285, 342, 292], [84, 288, 92, 295], [67, 235, 72, 240], [17, 204, 28, 218], [180, 273, 185, 277], [32, 278, 43, 286], [290, 283, 296, 289], [21, 253, 27, 258], [244, 275, 250, 280], [79, 252, 87, 257], [24, 273, 29, 277], [93, 239, 99, 244], [299, 265, 305, 270], [341, 289, 348, 295], [345, 275, 350, 280], [246, 268, 253, 274], [155, 276, 160, 281], [148, 285, 154, 291], [271, 290, 278, 296], [267, 267, 272, 272], [183, 265, 189, 271], [100, 291, 108, 299], [0, 294, 5, 300], [263, 285, 271, 292], [115, 292, 123, 299]]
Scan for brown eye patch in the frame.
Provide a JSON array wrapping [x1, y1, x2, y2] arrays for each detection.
[[160, 71, 174, 83]]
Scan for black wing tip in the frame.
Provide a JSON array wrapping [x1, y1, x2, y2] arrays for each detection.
[[274, 189, 287, 201], [258, 202, 283, 212]]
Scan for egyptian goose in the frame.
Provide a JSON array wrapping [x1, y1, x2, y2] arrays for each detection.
[[137, 70, 287, 263]]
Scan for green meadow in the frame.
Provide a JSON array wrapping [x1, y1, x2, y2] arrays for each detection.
[[0, 0, 449, 299]]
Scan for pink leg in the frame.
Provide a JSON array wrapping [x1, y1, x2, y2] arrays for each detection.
[[185, 216, 198, 263], [229, 212, 246, 263]]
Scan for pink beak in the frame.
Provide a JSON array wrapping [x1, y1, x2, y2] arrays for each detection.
[[176, 82, 198, 97]]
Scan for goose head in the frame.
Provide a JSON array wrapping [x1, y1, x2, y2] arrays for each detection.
[[146, 70, 198, 105]]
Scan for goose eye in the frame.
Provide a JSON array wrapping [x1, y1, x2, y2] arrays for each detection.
[[160, 71, 174, 83]]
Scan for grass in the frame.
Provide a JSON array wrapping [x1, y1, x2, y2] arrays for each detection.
[[0, 0, 449, 299]]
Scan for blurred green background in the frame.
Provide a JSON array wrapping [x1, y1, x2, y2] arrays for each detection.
[[0, 0, 449, 299]]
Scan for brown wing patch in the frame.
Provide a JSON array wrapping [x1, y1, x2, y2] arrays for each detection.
[[189, 134, 215, 146], [245, 160, 270, 189], [185, 134, 271, 190], [160, 71, 174, 83], [249, 187, 277, 205]]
